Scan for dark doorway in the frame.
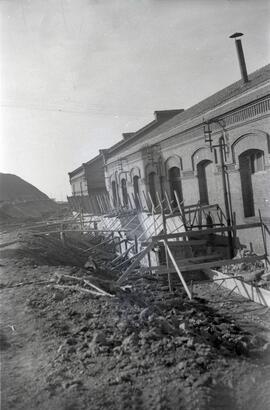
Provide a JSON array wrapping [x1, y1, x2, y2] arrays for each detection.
[[197, 160, 212, 205], [148, 172, 158, 208], [239, 149, 264, 217], [168, 166, 183, 207], [112, 181, 117, 208], [133, 176, 140, 210], [121, 178, 128, 207]]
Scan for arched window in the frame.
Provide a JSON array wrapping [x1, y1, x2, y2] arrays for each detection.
[[168, 166, 183, 208], [133, 176, 140, 210], [148, 172, 158, 208], [121, 178, 128, 207], [239, 149, 264, 217], [112, 181, 117, 208], [197, 160, 212, 205]]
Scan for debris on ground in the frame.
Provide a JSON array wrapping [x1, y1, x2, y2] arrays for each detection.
[[1, 229, 270, 410], [222, 249, 270, 289]]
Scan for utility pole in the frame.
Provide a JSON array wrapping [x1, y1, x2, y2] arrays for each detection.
[[204, 121, 234, 258]]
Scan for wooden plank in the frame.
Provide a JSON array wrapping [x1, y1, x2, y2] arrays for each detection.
[[153, 222, 262, 241], [160, 239, 207, 247], [117, 241, 156, 284], [174, 253, 223, 264], [204, 268, 270, 307], [183, 203, 219, 211], [55, 273, 114, 297], [32, 228, 128, 235], [52, 284, 107, 297], [140, 239, 206, 247], [146, 251, 226, 273], [176, 254, 265, 272], [164, 241, 192, 299]]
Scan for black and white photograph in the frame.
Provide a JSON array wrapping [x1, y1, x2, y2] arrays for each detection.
[[1, 1, 270, 409]]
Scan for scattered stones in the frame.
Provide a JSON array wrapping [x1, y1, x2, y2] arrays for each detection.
[[193, 374, 212, 388], [89, 331, 108, 355], [139, 307, 151, 322], [121, 333, 138, 351]]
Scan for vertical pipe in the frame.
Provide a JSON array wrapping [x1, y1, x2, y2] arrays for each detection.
[[235, 39, 249, 83], [219, 136, 234, 258], [230, 33, 249, 83]]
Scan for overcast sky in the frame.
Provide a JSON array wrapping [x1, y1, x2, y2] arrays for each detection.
[[0, 0, 269, 200]]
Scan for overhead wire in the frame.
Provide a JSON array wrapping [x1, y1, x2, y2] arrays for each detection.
[[0, 100, 151, 118]]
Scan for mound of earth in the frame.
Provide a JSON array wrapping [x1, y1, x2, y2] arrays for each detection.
[[0, 173, 58, 223]]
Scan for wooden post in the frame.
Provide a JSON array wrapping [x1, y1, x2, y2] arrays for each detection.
[[232, 211, 237, 249], [164, 190, 180, 233], [198, 205, 202, 230], [164, 190, 173, 214], [191, 202, 200, 229], [148, 191, 157, 236], [131, 193, 137, 211], [174, 190, 187, 230], [158, 192, 172, 292], [134, 235, 138, 254], [80, 209, 83, 231], [147, 250, 152, 275], [95, 195, 102, 214], [142, 190, 150, 212], [163, 241, 192, 300], [259, 209, 268, 265]]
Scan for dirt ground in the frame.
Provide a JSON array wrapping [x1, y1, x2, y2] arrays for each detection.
[[1, 228, 270, 410]]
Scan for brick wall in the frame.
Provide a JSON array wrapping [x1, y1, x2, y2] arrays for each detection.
[[104, 95, 270, 252]]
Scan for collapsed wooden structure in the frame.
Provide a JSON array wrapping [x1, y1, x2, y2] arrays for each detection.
[[24, 188, 270, 306]]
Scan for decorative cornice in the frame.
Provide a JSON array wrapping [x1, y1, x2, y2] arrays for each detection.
[[211, 96, 270, 133]]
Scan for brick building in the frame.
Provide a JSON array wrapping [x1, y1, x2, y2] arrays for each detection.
[[103, 65, 270, 229], [68, 57, 270, 250]]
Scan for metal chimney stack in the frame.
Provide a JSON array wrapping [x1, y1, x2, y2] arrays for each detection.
[[229, 32, 249, 83]]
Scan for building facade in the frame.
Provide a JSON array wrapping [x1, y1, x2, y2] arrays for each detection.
[[68, 165, 88, 196], [68, 154, 106, 197], [102, 65, 270, 227]]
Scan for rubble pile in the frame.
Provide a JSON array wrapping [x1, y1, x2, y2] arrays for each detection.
[[24, 263, 267, 410], [2, 228, 270, 410], [222, 249, 270, 289]]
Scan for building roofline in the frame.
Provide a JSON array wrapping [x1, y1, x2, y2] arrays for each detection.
[[106, 109, 184, 156], [105, 64, 270, 159], [68, 165, 84, 178], [83, 153, 102, 167], [68, 154, 102, 178]]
